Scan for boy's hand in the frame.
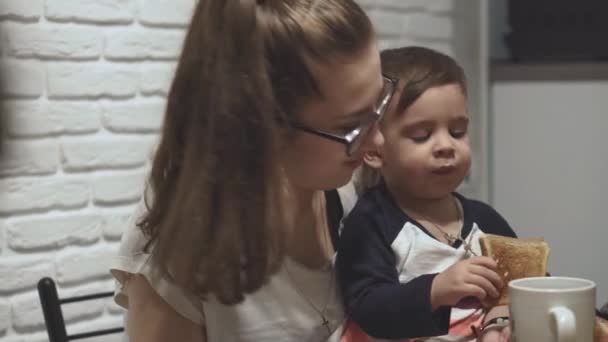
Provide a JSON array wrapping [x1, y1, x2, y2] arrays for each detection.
[[477, 326, 511, 342], [431, 256, 503, 309]]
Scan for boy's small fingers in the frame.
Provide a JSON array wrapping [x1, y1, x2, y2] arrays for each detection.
[[464, 284, 487, 301], [472, 275, 500, 298], [470, 265, 504, 289], [501, 326, 512, 340], [469, 256, 498, 269]]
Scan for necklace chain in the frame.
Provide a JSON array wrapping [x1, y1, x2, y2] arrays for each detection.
[[283, 192, 335, 336], [284, 261, 334, 335], [410, 195, 478, 257]]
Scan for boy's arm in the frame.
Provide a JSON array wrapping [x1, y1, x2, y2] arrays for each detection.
[[336, 210, 450, 339]]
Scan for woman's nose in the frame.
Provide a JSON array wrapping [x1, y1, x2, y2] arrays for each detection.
[[359, 123, 383, 154]]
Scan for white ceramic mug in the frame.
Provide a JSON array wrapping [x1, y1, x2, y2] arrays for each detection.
[[509, 277, 596, 342]]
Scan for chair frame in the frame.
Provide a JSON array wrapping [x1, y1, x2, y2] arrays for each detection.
[[37, 277, 124, 342]]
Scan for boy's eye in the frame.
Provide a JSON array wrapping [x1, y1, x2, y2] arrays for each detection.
[[409, 129, 430, 142], [450, 127, 468, 138]]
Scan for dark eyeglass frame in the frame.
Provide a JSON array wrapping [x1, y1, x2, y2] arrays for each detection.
[[291, 74, 398, 156]]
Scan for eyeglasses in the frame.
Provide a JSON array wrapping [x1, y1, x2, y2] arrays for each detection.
[[292, 75, 397, 156]]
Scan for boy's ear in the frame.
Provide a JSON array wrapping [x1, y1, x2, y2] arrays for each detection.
[[363, 149, 383, 169]]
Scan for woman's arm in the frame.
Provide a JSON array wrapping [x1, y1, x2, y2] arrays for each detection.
[[126, 274, 206, 342]]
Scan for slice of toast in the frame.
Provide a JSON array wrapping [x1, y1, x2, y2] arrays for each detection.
[[479, 234, 550, 306]]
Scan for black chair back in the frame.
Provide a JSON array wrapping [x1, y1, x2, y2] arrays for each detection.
[[37, 277, 124, 342]]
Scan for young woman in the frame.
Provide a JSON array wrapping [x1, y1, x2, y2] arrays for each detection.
[[110, 1, 396, 341]]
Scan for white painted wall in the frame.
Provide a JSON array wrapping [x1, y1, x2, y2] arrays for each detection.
[[0, 1, 481, 341], [491, 81, 608, 307], [0, 1, 188, 341]]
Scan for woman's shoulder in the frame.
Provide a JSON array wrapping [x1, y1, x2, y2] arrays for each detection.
[[110, 197, 207, 325], [115, 198, 150, 255]]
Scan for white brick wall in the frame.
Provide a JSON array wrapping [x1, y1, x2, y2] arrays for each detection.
[[0, 1, 470, 341]]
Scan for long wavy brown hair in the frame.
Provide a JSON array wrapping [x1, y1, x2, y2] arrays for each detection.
[[139, 0, 373, 305], [360, 46, 468, 189]]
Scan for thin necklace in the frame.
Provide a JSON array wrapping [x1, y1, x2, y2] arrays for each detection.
[[284, 261, 334, 336], [283, 193, 335, 337], [410, 195, 478, 257]]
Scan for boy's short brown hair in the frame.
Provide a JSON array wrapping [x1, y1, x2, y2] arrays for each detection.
[[381, 46, 467, 118]]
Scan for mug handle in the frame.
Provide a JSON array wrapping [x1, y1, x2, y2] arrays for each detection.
[[549, 307, 576, 342]]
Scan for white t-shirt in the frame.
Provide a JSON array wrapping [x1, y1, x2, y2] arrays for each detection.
[[110, 183, 358, 342]]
